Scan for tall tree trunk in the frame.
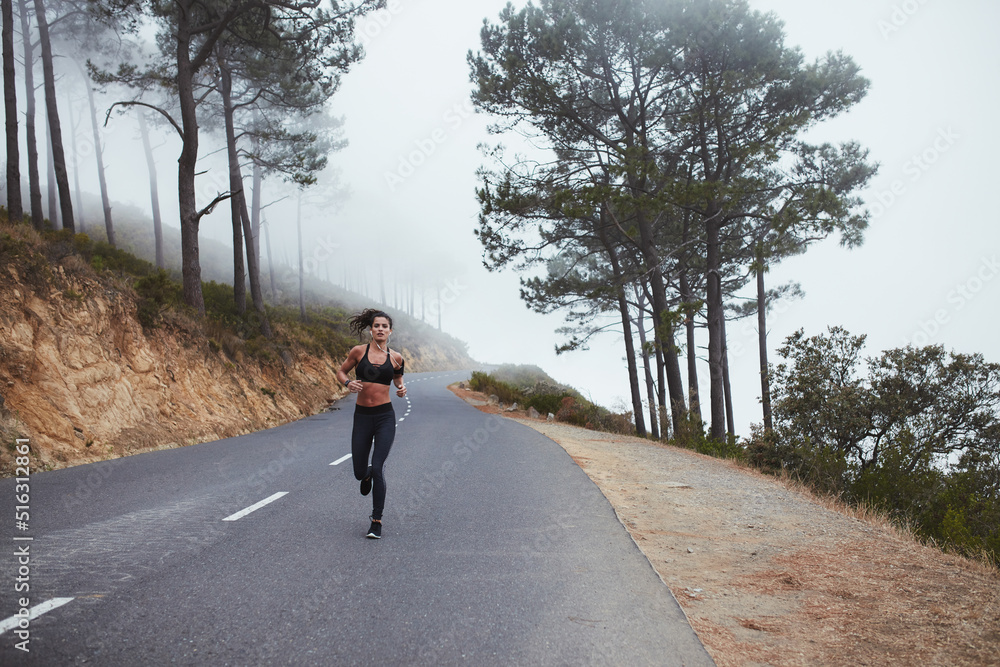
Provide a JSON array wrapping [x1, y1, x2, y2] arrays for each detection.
[[78, 62, 112, 245], [706, 215, 726, 440], [653, 330, 668, 437], [220, 65, 272, 337], [250, 160, 277, 301], [635, 289, 659, 440], [218, 61, 246, 315], [679, 207, 703, 427], [721, 311, 735, 438], [297, 191, 305, 320], [44, 115, 55, 227], [239, 196, 271, 335], [249, 147, 263, 286], [3, 0, 22, 223], [641, 280, 670, 436], [33, 0, 72, 231], [633, 207, 686, 432], [756, 243, 773, 431], [66, 90, 84, 233], [619, 292, 650, 438], [137, 110, 164, 269], [679, 271, 702, 425], [596, 215, 646, 437], [219, 103, 271, 334], [175, 1, 204, 314], [263, 216, 276, 299], [17, 0, 40, 229]]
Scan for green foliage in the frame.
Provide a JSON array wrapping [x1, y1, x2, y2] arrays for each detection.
[[243, 336, 272, 362], [61, 230, 157, 277], [202, 281, 240, 321], [0, 229, 51, 286], [523, 392, 570, 417], [488, 364, 559, 389], [274, 306, 354, 360], [134, 270, 183, 329], [468, 371, 523, 405], [468, 371, 634, 435], [675, 416, 745, 461], [754, 327, 1000, 565]]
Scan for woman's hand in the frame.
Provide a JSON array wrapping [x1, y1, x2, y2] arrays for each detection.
[[396, 383, 407, 398], [346, 380, 360, 393]]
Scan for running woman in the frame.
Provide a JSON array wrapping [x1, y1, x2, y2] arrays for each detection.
[[336, 309, 406, 539]]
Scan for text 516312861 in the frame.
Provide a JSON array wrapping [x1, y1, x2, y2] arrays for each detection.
[[12, 438, 31, 653]]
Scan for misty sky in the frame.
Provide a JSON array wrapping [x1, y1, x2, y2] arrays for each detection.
[[84, 0, 1000, 436]]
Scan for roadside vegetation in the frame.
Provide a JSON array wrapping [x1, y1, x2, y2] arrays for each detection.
[[473, 348, 999, 569], [746, 328, 1000, 567], [468, 366, 633, 434], [0, 213, 471, 387]]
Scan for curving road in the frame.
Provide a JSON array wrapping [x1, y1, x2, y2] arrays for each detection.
[[0, 371, 714, 665]]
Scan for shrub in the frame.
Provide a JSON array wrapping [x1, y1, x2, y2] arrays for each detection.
[[468, 371, 524, 405], [523, 392, 572, 416], [134, 270, 182, 329], [555, 397, 588, 427], [91, 240, 157, 276]]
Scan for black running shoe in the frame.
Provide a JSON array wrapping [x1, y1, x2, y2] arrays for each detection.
[[360, 466, 372, 496], [366, 520, 382, 539]]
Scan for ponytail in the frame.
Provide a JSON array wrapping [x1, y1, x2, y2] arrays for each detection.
[[348, 308, 393, 339]]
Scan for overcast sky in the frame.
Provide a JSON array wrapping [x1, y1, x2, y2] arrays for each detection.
[[89, 0, 1000, 436]]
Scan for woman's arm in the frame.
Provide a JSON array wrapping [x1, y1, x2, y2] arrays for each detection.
[[337, 346, 363, 393], [392, 352, 406, 397]]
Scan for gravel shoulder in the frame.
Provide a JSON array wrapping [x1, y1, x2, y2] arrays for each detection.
[[450, 385, 1000, 666]]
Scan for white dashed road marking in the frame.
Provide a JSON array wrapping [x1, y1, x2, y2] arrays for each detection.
[[330, 454, 352, 466], [0, 598, 75, 635], [223, 492, 288, 521]]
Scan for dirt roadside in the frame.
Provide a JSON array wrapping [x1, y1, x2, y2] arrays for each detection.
[[449, 384, 1000, 667]]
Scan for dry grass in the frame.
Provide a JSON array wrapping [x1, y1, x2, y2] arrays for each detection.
[[740, 463, 999, 578], [447, 385, 1000, 667]]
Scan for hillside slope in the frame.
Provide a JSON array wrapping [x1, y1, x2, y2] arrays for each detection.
[[0, 223, 475, 473], [450, 384, 1000, 667]]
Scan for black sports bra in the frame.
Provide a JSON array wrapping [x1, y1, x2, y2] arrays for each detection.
[[355, 344, 403, 385]]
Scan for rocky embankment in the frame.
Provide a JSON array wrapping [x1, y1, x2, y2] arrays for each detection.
[[0, 228, 472, 474]]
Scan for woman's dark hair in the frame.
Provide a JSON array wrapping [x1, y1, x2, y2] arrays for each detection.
[[348, 308, 393, 339]]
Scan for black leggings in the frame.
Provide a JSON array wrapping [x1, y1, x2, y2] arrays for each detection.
[[352, 402, 396, 521]]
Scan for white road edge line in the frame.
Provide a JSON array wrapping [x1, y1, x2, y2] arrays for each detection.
[[223, 492, 288, 522], [330, 454, 352, 466], [0, 597, 75, 635]]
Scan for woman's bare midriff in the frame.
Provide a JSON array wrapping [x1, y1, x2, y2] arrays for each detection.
[[356, 383, 392, 408]]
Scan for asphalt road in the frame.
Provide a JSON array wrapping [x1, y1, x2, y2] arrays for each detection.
[[0, 371, 714, 665]]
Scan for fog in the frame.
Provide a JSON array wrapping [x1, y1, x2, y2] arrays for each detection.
[[20, 0, 1000, 436]]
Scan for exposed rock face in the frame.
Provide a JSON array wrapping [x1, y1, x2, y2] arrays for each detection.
[[0, 251, 471, 473], [0, 262, 344, 471]]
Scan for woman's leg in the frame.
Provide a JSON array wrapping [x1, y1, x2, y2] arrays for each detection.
[[369, 411, 397, 521], [351, 411, 375, 482]]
